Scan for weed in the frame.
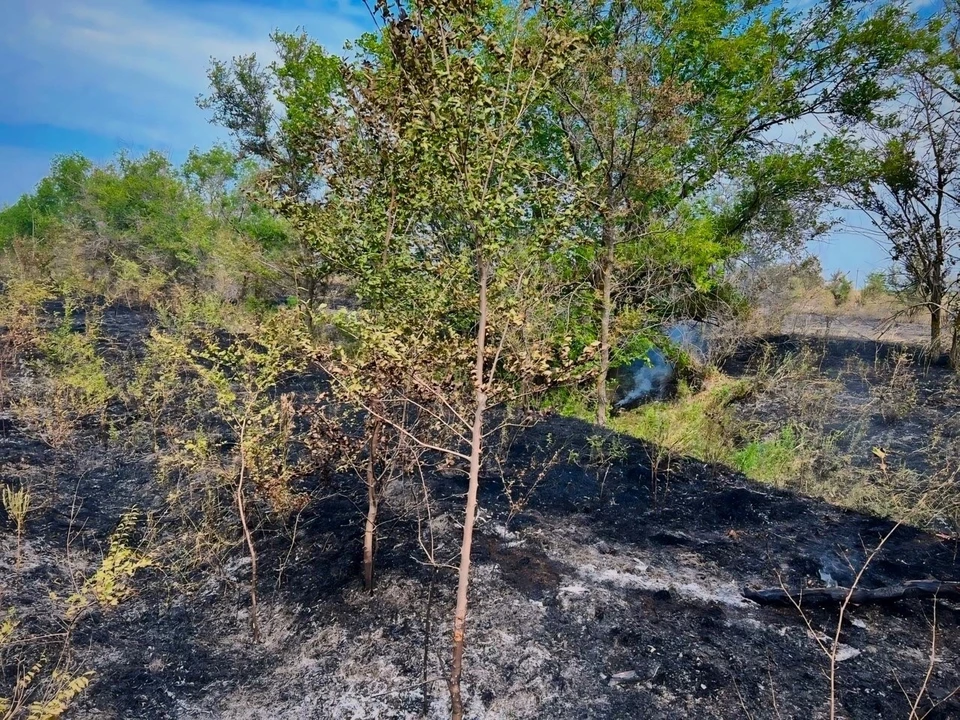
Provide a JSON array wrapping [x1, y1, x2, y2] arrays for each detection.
[[2, 484, 31, 569], [871, 349, 918, 422], [65, 510, 153, 622], [583, 433, 630, 500], [10, 299, 113, 451], [0, 610, 94, 720]]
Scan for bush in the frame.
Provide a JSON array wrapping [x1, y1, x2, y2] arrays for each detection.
[[828, 271, 852, 306], [860, 271, 891, 301]]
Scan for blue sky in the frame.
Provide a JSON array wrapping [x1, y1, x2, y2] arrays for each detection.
[[0, 0, 370, 201], [0, 0, 942, 282]]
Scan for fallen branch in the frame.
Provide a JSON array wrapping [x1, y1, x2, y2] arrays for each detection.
[[744, 580, 960, 607]]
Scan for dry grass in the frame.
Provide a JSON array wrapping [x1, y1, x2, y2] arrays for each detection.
[[600, 333, 960, 535]]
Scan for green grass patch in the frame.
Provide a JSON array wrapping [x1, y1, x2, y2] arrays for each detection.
[[608, 377, 750, 465], [599, 374, 804, 487], [732, 426, 802, 484]]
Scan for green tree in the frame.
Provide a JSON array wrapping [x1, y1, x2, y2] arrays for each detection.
[[0, 154, 93, 246], [553, 0, 922, 423], [837, 8, 959, 362], [828, 271, 853, 306], [198, 32, 345, 315], [861, 270, 891, 301], [206, 3, 592, 714]]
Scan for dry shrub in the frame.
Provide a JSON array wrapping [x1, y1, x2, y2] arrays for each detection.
[[871, 349, 918, 422], [9, 299, 113, 451]]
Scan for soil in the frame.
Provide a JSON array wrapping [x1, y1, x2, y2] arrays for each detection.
[[723, 331, 960, 494], [1, 306, 958, 720]]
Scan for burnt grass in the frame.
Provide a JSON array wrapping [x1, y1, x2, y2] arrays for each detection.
[[1, 308, 958, 719]]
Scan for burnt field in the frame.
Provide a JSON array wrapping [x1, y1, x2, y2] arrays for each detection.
[[1, 305, 959, 720]]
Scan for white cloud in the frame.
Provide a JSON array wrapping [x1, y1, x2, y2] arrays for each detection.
[[0, 0, 367, 150]]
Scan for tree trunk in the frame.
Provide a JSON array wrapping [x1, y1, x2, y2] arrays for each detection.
[[449, 264, 488, 720], [950, 310, 960, 371], [595, 220, 615, 427], [744, 580, 960, 607], [363, 419, 381, 593], [236, 420, 261, 643], [930, 294, 943, 354]]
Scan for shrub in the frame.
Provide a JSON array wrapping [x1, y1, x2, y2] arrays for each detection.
[[860, 270, 891, 301], [828, 271, 852, 306]]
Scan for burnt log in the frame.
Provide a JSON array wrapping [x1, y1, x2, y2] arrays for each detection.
[[743, 580, 960, 607]]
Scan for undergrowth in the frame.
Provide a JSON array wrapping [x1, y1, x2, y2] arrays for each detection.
[[557, 342, 960, 535]]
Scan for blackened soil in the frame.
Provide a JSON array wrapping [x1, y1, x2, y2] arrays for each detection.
[[722, 334, 960, 483], [1, 321, 958, 719]]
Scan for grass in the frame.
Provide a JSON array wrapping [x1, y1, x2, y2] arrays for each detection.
[[548, 368, 803, 485], [605, 376, 803, 485], [547, 370, 805, 487], [553, 341, 960, 536], [732, 426, 803, 484], [612, 383, 734, 463]]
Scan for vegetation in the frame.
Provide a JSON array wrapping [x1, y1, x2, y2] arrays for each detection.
[[2, 1, 959, 718], [835, 2, 960, 363], [828, 271, 854, 306], [861, 270, 893, 301]]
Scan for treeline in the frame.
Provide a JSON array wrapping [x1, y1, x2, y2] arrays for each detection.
[[1, 1, 958, 716], [0, 148, 304, 306]]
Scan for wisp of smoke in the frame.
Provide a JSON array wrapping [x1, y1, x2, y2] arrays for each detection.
[[614, 322, 708, 409]]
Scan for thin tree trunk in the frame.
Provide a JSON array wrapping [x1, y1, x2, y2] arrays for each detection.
[[596, 221, 615, 427], [236, 419, 261, 643], [930, 293, 943, 353], [950, 310, 960, 371], [363, 419, 381, 593], [449, 263, 488, 720], [422, 566, 438, 717]]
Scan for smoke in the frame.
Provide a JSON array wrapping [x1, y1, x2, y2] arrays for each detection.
[[614, 322, 708, 409]]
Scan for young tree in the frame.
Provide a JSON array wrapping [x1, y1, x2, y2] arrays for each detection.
[[208, 2, 592, 714], [840, 31, 960, 361], [326, 5, 591, 714]]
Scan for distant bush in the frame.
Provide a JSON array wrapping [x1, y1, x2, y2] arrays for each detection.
[[860, 271, 891, 301], [828, 271, 853, 306], [0, 149, 301, 309]]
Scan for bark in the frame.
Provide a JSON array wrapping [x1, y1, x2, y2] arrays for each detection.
[[744, 580, 960, 607], [950, 310, 960, 371], [449, 263, 488, 720], [236, 419, 261, 643], [595, 219, 615, 427], [930, 299, 943, 353], [363, 419, 381, 593]]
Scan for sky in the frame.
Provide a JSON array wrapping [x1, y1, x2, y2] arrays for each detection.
[[0, 0, 943, 282], [0, 0, 370, 201]]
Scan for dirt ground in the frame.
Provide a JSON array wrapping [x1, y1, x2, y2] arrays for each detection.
[[1, 306, 958, 720], [784, 311, 934, 346]]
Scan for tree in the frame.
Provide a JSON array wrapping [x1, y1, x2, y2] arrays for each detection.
[[207, 2, 593, 714], [828, 271, 853, 306], [861, 270, 892, 301], [323, 5, 591, 714], [839, 14, 960, 362], [0, 154, 92, 247], [552, 0, 692, 425], [198, 33, 345, 316], [554, 0, 923, 424]]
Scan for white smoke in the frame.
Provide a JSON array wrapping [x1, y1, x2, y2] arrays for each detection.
[[614, 322, 708, 409]]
